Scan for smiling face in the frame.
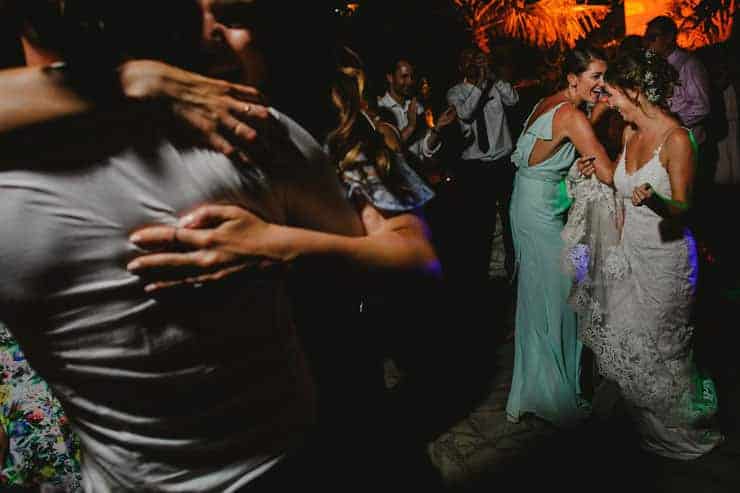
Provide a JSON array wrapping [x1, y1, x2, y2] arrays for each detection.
[[568, 59, 607, 105], [387, 60, 416, 100], [604, 82, 640, 123]]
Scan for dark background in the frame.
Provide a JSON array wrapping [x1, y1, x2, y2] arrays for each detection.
[[258, 0, 472, 137], [258, 0, 619, 137]]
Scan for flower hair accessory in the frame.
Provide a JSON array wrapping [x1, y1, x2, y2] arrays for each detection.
[[642, 49, 662, 104], [640, 49, 675, 106]]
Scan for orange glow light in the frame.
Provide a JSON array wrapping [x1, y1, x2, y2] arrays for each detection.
[[453, 0, 611, 51], [624, 0, 671, 36], [425, 108, 435, 129], [673, 0, 736, 50], [625, 0, 736, 50]]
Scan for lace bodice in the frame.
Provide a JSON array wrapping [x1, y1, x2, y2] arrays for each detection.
[[613, 140, 673, 228]]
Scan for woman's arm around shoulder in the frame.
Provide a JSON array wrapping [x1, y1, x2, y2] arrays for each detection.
[[557, 103, 615, 185], [127, 202, 441, 292], [0, 60, 269, 160]]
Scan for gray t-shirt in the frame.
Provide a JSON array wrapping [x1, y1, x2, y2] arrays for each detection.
[[0, 109, 361, 492]]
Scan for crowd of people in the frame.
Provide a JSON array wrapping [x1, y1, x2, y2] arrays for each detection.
[[0, 1, 737, 491]]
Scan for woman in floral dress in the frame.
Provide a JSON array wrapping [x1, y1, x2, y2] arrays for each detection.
[[0, 322, 81, 491]]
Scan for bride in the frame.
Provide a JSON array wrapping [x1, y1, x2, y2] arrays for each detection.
[[566, 48, 723, 459]]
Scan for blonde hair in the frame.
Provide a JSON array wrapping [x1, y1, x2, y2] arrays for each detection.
[[326, 47, 392, 176]]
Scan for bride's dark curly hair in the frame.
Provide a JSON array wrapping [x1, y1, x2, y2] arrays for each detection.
[[605, 48, 678, 111]]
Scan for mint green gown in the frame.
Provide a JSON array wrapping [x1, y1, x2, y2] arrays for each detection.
[[505, 101, 587, 426]]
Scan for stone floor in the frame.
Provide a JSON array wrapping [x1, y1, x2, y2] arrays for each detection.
[[413, 213, 740, 492], [425, 340, 740, 493]]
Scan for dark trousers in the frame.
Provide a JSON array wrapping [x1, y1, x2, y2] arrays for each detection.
[[428, 157, 515, 287], [424, 155, 517, 352]]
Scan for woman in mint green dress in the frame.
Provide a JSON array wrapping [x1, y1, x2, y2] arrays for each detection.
[[506, 45, 616, 426]]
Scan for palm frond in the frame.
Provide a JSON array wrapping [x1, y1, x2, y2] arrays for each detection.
[[668, 0, 736, 49], [454, 0, 612, 51]]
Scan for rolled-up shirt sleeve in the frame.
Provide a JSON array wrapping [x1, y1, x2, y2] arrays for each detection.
[[419, 130, 442, 158], [447, 83, 483, 123]]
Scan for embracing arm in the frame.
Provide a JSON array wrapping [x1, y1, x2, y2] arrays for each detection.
[[126, 106, 440, 289], [559, 104, 615, 185], [273, 204, 439, 275], [0, 60, 268, 159], [127, 203, 440, 291]]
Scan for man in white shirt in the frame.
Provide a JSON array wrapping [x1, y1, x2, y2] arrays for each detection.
[[445, 47, 519, 285], [377, 58, 449, 163]]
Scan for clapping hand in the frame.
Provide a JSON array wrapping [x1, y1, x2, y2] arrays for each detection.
[[631, 183, 654, 206], [406, 98, 419, 129], [436, 106, 457, 129]]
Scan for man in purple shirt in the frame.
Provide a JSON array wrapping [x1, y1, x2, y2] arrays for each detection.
[[644, 16, 711, 144], [644, 15, 720, 268]]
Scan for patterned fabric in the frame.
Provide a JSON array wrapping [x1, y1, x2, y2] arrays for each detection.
[[0, 323, 82, 491], [341, 151, 434, 213], [561, 163, 624, 322]]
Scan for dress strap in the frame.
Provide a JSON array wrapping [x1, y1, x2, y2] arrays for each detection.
[[655, 126, 689, 155], [522, 101, 569, 140], [522, 99, 545, 129]]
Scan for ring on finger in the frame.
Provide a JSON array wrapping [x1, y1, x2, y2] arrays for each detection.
[[243, 103, 251, 115], [234, 122, 243, 135]]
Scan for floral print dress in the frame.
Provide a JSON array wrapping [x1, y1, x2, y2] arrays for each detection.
[[0, 323, 82, 491]]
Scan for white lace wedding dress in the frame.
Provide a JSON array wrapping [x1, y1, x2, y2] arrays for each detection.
[[563, 135, 724, 460]]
